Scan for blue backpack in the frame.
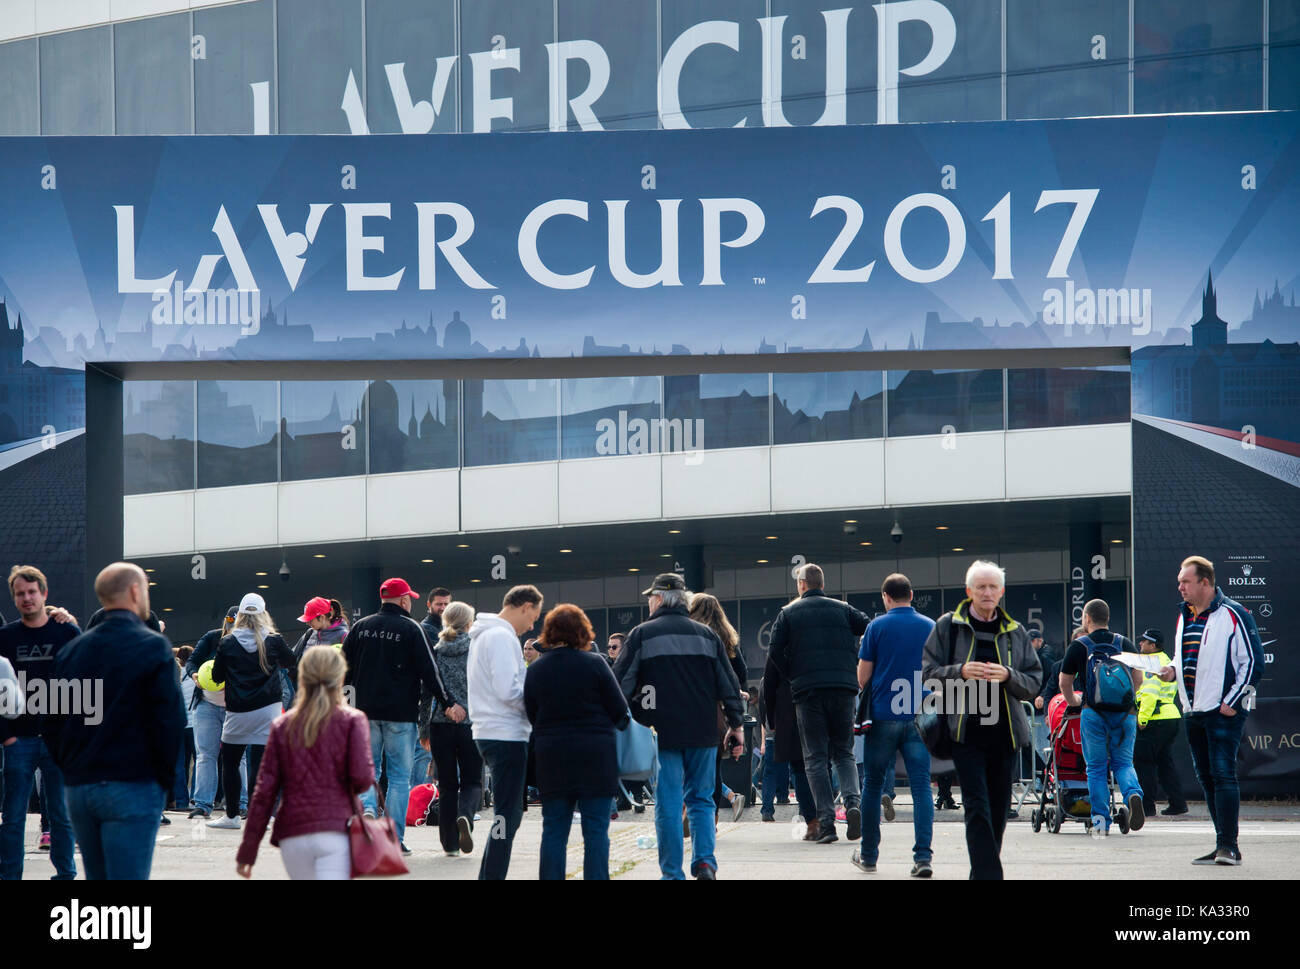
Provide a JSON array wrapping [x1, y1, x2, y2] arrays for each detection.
[[1081, 635, 1134, 712]]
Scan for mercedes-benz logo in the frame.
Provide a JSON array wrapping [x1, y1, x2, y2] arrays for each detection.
[[1259, 603, 1273, 618]]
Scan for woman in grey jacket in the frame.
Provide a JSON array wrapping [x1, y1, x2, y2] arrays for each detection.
[[921, 561, 1041, 880], [424, 601, 481, 857]]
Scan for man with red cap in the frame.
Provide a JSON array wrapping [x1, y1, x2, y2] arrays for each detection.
[[343, 577, 451, 852]]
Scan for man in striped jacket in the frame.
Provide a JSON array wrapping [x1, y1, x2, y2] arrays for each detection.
[[1157, 555, 1264, 868]]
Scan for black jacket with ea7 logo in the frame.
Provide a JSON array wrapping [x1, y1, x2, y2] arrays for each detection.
[[0, 618, 81, 741], [343, 603, 448, 723]]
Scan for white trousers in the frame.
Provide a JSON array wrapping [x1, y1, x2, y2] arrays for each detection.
[[279, 831, 351, 880]]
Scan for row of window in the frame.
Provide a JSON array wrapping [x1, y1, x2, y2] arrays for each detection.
[[1, 0, 1296, 136], [122, 366, 1130, 494]]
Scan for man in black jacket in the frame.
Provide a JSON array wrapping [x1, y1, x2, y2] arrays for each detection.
[[344, 577, 450, 850], [613, 573, 743, 880], [767, 563, 868, 844], [0, 565, 81, 880], [45, 562, 184, 880]]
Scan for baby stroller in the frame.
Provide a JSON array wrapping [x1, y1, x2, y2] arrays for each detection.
[[1030, 694, 1132, 834]]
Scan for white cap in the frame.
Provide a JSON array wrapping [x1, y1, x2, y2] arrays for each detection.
[[238, 592, 266, 615]]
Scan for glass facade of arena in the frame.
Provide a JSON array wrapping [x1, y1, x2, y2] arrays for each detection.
[[122, 366, 1130, 494], [0, 0, 1294, 137]]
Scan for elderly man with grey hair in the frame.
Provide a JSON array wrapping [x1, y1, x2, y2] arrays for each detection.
[[921, 559, 1041, 880], [767, 563, 870, 844], [613, 573, 744, 880]]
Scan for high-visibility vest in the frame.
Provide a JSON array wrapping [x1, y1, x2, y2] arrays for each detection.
[[1137, 651, 1181, 726]]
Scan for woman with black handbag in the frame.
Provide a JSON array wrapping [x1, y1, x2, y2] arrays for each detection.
[[921, 561, 1042, 880]]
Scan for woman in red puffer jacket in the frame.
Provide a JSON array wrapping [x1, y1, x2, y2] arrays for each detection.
[[236, 646, 374, 880]]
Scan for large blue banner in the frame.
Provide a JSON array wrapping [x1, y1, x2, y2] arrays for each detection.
[[1, 113, 1297, 395]]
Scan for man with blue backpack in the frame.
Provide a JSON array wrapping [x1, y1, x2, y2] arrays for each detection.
[[1058, 599, 1145, 839]]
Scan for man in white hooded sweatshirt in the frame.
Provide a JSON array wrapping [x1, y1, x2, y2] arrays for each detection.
[[467, 584, 543, 880]]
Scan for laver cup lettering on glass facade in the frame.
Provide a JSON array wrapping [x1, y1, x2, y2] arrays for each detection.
[[0, 114, 1289, 369]]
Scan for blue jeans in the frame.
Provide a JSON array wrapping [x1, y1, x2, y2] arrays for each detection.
[[1, 737, 76, 879], [539, 795, 612, 880], [361, 720, 417, 846], [859, 721, 933, 865], [761, 753, 789, 816], [1185, 711, 1247, 852], [65, 781, 165, 880], [760, 754, 816, 821], [411, 735, 432, 789], [655, 746, 717, 879], [192, 702, 246, 813], [1079, 707, 1142, 831], [171, 726, 194, 807], [477, 739, 527, 880]]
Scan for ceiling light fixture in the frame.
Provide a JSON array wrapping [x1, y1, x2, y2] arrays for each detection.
[[628, 568, 640, 572], [952, 547, 965, 552], [257, 584, 270, 589], [457, 544, 469, 548], [255, 572, 267, 577], [756, 559, 769, 564], [765, 535, 778, 540], [421, 558, 433, 563], [668, 529, 681, 534], [313, 554, 326, 559], [859, 541, 872, 547], [844, 519, 857, 524], [935, 526, 949, 530], [470, 579, 481, 583], [559, 549, 572, 554], [1111, 539, 1124, 544], [526, 563, 539, 568]]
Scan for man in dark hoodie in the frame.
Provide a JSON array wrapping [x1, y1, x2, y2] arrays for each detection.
[[45, 562, 184, 880], [344, 577, 450, 851]]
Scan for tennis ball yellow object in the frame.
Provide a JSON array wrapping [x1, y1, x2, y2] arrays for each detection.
[[197, 659, 224, 692]]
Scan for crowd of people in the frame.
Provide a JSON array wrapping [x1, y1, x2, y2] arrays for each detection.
[[0, 551, 1263, 880]]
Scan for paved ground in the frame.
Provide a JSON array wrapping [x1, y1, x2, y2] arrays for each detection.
[[15, 795, 1300, 880]]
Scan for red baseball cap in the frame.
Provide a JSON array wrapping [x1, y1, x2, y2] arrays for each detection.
[[379, 577, 418, 600], [298, 596, 332, 624]]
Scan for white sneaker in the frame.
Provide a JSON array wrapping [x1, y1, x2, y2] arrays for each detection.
[[1090, 820, 1108, 840], [206, 816, 241, 829]]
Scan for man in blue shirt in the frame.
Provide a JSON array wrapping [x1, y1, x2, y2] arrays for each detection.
[[852, 573, 936, 877]]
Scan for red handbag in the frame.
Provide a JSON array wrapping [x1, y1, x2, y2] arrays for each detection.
[[346, 728, 410, 878]]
